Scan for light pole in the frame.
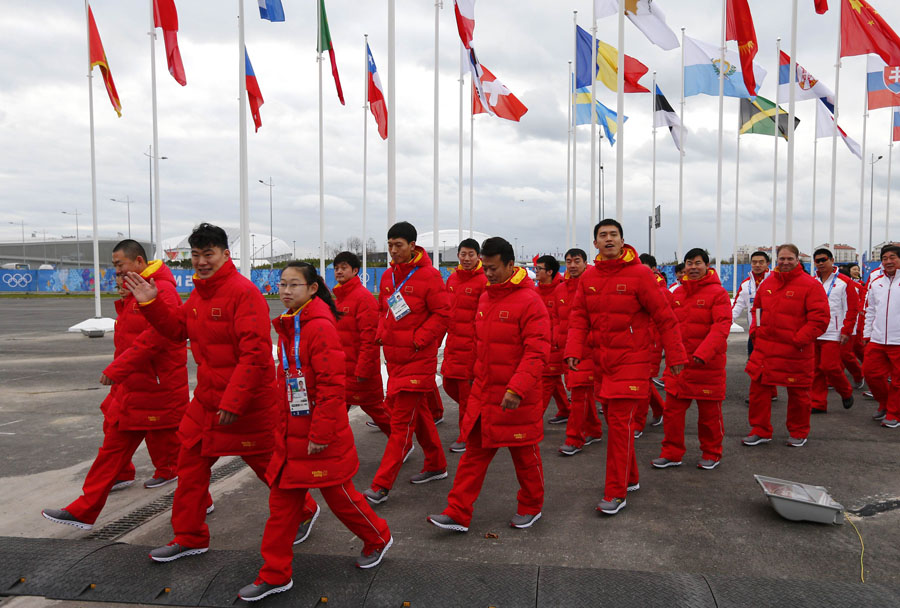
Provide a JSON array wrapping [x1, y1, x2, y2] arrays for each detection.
[[8, 220, 25, 265], [251, 234, 256, 269], [442, 239, 446, 265], [292, 240, 296, 259], [143, 146, 168, 253], [259, 178, 274, 267], [62, 210, 82, 268], [110, 196, 133, 238], [869, 153, 883, 261]]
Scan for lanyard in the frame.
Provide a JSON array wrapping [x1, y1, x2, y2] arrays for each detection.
[[748, 272, 764, 298], [824, 272, 838, 298], [391, 266, 418, 295], [279, 311, 302, 374]]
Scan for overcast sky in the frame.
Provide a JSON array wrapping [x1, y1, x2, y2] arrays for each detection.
[[2, 0, 899, 263]]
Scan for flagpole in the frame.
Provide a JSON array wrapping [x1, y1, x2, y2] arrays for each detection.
[[772, 38, 781, 258], [573, 11, 578, 245], [811, 104, 819, 274], [858, 82, 869, 264], [590, 1, 598, 234], [148, 0, 162, 261], [84, 1, 101, 318], [458, 45, 465, 245], [238, 0, 250, 278], [318, 0, 325, 276], [567, 61, 573, 250], [433, 0, 441, 268], [828, 2, 842, 249], [785, 0, 798, 242], [614, 0, 625, 223], [363, 35, 369, 286], [715, 0, 725, 278], [678, 27, 685, 261], [733, 106, 741, 295], [651, 71, 657, 257], [888, 113, 894, 244], [387, 0, 396, 229], [469, 94, 474, 237]]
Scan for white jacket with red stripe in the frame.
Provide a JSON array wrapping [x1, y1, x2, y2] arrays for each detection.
[[731, 271, 769, 325], [815, 270, 859, 342], [864, 271, 900, 345]]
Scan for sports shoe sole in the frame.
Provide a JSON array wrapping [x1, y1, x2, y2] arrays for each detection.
[[110, 480, 134, 492], [786, 438, 807, 447], [558, 446, 582, 456], [293, 505, 321, 545], [584, 436, 603, 446], [149, 547, 208, 563], [598, 500, 627, 515], [206, 504, 215, 515], [358, 536, 393, 569], [627, 483, 640, 492], [449, 445, 467, 453], [410, 471, 448, 484], [428, 516, 468, 532], [144, 476, 178, 489], [548, 417, 568, 425], [698, 460, 721, 470], [239, 579, 293, 602], [882, 420, 900, 428], [364, 492, 389, 505], [42, 511, 92, 530], [633, 432, 643, 439], [742, 437, 772, 446], [510, 512, 542, 529], [651, 460, 682, 468]]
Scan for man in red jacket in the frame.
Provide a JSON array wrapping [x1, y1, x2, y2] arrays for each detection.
[[333, 251, 391, 435], [565, 219, 687, 515], [42, 240, 189, 531], [743, 244, 830, 447], [652, 248, 731, 470], [442, 238, 488, 453], [125, 224, 318, 562], [535, 255, 571, 424], [633, 253, 668, 438], [428, 237, 550, 531], [363, 222, 450, 505]]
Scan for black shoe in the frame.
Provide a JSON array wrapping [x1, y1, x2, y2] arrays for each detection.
[[811, 408, 827, 414], [842, 395, 855, 409]]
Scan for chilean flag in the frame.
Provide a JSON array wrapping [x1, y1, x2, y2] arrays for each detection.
[[245, 49, 264, 132], [454, 0, 475, 49], [472, 63, 527, 122], [366, 43, 388, 140]]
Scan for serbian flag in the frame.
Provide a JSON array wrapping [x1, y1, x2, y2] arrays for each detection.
[[777, 51, 834, 104], [88, 6, 121, 117], [366, 43, 387, 140], [258, 0, 285, 22], [153, 0, 186, 86], [318, 0, 345, 105], [866, 55, 900, 110], [840, 0, 900, 66], [726, 0, 759, 98], [472, 64, 527, 122], [245, 49, 264, 132], [454, 0, 475, 49], [894, 108, 900, 141]]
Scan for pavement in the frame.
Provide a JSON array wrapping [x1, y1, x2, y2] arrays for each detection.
[[1, 297, 899, 607]]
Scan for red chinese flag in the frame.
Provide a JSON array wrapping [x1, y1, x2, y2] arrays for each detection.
[[726, 0, 759, 96], [153, 0, 186, 86], [841, 0, 900, 66], [88, 6, 122, 117]]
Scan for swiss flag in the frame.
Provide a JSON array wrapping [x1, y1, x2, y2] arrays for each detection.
[[472, 65, 527, 122]]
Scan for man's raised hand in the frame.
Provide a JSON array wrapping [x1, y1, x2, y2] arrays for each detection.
[[123, 272, 158, 303]]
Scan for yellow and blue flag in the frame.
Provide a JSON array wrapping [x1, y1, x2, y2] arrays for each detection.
[[574, 86, 626, 146]]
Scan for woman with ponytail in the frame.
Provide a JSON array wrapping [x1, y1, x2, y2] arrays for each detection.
[[238, 262, 392, 602]]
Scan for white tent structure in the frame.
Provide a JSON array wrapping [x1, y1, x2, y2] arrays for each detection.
[[162, 231, 314, 266]]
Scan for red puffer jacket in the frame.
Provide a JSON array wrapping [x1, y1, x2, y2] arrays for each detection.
[[333, 275, 383, 405], [267, 297, 357, 488], [663, 269, 732, 400], [441, 262, 487, 381], [564, 245, 688, 401], [461, 267, 550, 448], [140, 259, 277, 457], [552, 274, 595, 388], [536, 273, 566, 377], [647, 270, 673, 373], [746, 264, 830, 387], [102, 261, 189, 430], [377, 246, 450, 396]]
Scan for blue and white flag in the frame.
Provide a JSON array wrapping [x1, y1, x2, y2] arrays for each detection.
[[683, 35, 766, 98], [258, 0, 285, 22]]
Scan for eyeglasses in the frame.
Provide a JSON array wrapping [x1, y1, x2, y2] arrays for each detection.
[[535, 266, 547, 272], [813, 258, 829, 264], [278, 282, 309, 289]]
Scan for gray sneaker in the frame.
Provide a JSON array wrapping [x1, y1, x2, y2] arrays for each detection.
[[42, 508, 92, 530], [633, 430, 643, 439], [410, 470, 448, 484], [650, 414, 664, 427], [697, 459, 720, 470], [873, 409, 887, 421], [357, 536, 393, 569], [864, 391, 875, 399], [741, 434, 772, 446], [238, 579, 293, 602], [786, 436, 807, 447], [206, 503, 215, 515], [427, 513, 468, 532], [509, 512, 542, 529], [110, 479, 134, 492], [363, 487, 389, 505], [627, 482, 640, 492], [853, 378, 866, 390], [548, 415, 568, 424], [651, 457, 681, 468], [584, 435, 602, 446], [143, 476, 177, 489], [293, 504, 320, 545], [882, 419, 900, 429], [449, 441, 467, 453], [433, 417, 444, 425], [148, 542, 208, 562], [596, 497, 626, 515], [558, 443, 582, 456]]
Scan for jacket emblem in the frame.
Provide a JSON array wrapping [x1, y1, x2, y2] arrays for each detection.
[[403, 286, 414, 293], [513, 433, 526, 440], [312, 470, 328, 478], [697, 300, 705, 307], [211, 307, 222, 318], [147, 415, 159, 422], [786, 291, 794, 297], [342, 306, 350, 313], [449, 286, 454, 292], [702, 389, 711, 395], [478, 311, 484, 318], [787, 377, 796, 383], [241, 441, 256, 447], [410, 379, 420, 385], [465, 287, 473, 294], [616, 284, 626, 292], [499, 311, 510, 320], [629, 385, 639, 391], [589, 286, 597, 292]]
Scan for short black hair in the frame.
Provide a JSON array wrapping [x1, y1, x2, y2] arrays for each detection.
[[480, 237, 515, 264], [639, 253, 658, 268], [882, 244, 900, 259], [813, 248, 834, 260], [188, 223, 229, 250], [536, 255, 560, 277], [565, 248, 588, 263], [674, 263, 686, 273], [333, 251, 361, 271], [112, 239, 147, 261], [387, 221, 417, 243], [594, 218, 624, 240], [458, 238, 481, 255], [684, 248, 709, 264], [750, 250, 770, 263]]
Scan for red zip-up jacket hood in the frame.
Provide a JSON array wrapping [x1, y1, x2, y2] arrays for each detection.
[[334, 275, 383, 404], [442, 261, 487, 380], [536, 273, 566, 376]]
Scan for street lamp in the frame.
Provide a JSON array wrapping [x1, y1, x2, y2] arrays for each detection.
[[259, 178, 274, 266], [143, 146, 168, 252], [62, 210, 82, 268], [514, 237, 518, 261], [292, 240, 296, 259], [110, 196, 133, 238], [442, 239, 446, 265], [869, 153, 884, 261], [251, 234, 256, 269], [7, 220, 25, 266]]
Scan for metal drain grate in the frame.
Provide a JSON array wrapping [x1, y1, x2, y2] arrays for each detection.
[[85, 457, 249, 541]]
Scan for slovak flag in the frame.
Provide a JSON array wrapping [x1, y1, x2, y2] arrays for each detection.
[[454, 0, 475, 49], [472, 63, 528, 122], [245, 49, 264, 132], [866, 55, 900, 110], [367, 43, 388, 140]]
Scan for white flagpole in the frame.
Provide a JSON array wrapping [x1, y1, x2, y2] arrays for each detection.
[[84, 0, 101, 318], [317, 0, 325, 275], [567, 61, 573, 249], [785, 0, 798, 242], [888, 112, 894, 243], [458, 44, 465, 244], [363, 35, 369, 286], [828, 2, 842, 248], [433, 0, 440, 269], [148, 0, 162, 261], [238, 0, 250, 278], [772, 38, 781, 257], [651, 71, 657, 257], [811, 105, 819, 274], [678, 27, 686, 261], [715, 0, 725, 278], [590, 1, 598, 233], [615, 0, 625, 222], [733, 107, 741, 295], [387, 0, 396, 229], [469, 96, 474, 237], [573, 11, 578, 246], [858, 83, 869, 262]]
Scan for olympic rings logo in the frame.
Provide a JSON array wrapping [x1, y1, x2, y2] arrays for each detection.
[[2, 272, 33, 288]]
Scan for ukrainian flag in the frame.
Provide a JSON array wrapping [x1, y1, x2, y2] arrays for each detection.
[[574, 87, 626, 146]]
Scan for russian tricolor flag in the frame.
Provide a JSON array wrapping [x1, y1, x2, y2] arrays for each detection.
[[366, 43, 388, 140], [245, 49, 264, 132]]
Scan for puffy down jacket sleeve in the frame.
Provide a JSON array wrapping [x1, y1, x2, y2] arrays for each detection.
[[637, 273, 688, 366], [506, 296, 551, 399], [794, 284, 831, 347], [355, 294, 381, 379], [840, 275, 859, 338], [563, 279, 589, 362], [412, 279, 451, 350], [307, 319, 347, 447], [691, 288, 732, 364], [139, 294, 188, 343]]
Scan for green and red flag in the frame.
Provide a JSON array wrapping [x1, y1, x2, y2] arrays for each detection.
[[318, 0, 344, 105]]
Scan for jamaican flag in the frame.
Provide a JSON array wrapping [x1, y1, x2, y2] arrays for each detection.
[[739, 96, 800, 140]]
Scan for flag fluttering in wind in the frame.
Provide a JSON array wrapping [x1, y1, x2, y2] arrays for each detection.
[[318, 0, 344, 105], [739, 96, 800, 140], [454, 0, 475, 49], [245, 49, 264, 132], [258, 0, 285, 22], [153, 0, 186, 86], [777, 51, 833, 104], [366, 43, 387, 140], [575, 26, 649, 93], [653, 85, 684, 151], [893, 108, 900, 141], [683, 35, 766, 98], [840, 0, 900, 65], [816, 97, 861, 158], [472, 64, 528, 122], [88, 6, 122, 117], [594, 0, 679, 51], [866, 55, 900, 110], [815, 0, 828, 14], [726, 0, 759, 97], [574, 87, 626, 145]]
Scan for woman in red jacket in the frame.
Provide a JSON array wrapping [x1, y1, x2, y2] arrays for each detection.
[[535, 254, 571, 423], [238, 262, 392, 602]]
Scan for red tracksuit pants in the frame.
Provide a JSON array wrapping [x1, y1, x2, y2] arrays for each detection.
[[442, 417, 543, 527], [601, 399, 640, 501], [632, 385, 665, 432], [258, 480, 391, 584], [748, 380, 811, 439], [541, 375, 570, 417], [841, 336, 864, 385], [563, 386, 603, 448], [372, 391, 447, 492], [443, 377, 473, 443], [426, 387, 444, 421], [65, 423, 178, 525], [660, 395, 723, 462], [812, 340, 854, 411], [863, 343, 900, 422]]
